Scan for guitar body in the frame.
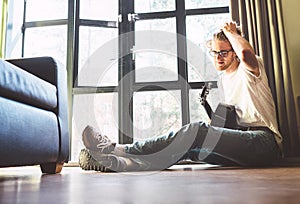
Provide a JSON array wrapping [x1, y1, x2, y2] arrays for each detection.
[[211, 103, 238, 129], [200, 84, 238, 129]]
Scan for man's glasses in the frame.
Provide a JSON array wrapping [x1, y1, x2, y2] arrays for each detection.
[[209, 49, 233, 58]]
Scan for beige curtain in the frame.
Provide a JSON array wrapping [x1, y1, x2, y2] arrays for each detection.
[[0, 0, 8, 58], [230, 0, 300, 157]]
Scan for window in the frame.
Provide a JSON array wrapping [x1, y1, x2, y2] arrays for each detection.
[[134, 18, 178, 82], [126, 0, 230, 142], [5, 0, 24, 58], [5, 0, 230, 162], [6, 0, 68, 64]]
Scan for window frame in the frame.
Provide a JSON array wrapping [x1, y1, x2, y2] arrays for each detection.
[[5, 0, 230, 161]]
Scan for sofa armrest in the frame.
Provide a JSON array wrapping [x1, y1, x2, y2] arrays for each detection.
[[6, 57, 58, 86], [7, 57, 70, 163]]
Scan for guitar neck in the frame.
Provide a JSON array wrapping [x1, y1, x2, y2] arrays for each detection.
[[203, 101, 213, 119], [200, 84, 213, 119]]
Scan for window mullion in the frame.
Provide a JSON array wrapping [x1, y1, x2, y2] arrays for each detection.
[[67, 0, 76, 157], [21, 0, 27, 57], [176, 0, 190, 126], [118, 0, 134, 144]]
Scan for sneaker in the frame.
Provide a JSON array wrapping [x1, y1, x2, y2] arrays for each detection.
[[78, 149, 126, 172], [79, 149, 113, 172], [91, 150, 157, 172], [82, 125, 115, 153]]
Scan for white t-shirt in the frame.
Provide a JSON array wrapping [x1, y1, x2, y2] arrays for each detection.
[[218, 56, 282, 146]]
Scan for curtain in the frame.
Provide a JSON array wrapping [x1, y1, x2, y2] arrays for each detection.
[[230, 0, 300, 157], [0, 0, 8, 58]]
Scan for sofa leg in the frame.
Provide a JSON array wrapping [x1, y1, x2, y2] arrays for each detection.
[[40, 162, 64, 174]]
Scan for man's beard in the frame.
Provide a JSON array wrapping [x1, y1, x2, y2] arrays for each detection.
[[217, 56, 237, 72]]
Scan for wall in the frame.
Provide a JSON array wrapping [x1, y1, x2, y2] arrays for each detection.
[[281, 0, 300, 139]]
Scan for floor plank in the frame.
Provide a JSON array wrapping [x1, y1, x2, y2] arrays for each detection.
[[1, 165, 300, 204]]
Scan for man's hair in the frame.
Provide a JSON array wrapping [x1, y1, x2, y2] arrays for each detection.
[[213, 27, 242, 42], [206, 27, 242, 48], [213, 31, 229, 41]]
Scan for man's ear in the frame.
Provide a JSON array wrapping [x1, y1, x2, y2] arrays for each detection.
[[206, 40, 212, 48], [232, 51, 240, 62]]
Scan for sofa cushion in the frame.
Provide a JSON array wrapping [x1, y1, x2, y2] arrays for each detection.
[[0, 59, 57, 110]]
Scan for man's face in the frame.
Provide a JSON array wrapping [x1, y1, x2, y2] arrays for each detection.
[[211, 39, 236, 72]]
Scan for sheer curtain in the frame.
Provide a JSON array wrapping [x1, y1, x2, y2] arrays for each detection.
[[230, 0, 300, 157], [0, 0, 8, 58]]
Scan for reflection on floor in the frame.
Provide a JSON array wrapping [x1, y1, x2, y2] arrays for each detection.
[[1, 164, 300, 204]]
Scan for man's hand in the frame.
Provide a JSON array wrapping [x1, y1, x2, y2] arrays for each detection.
[[221, 22, 259, 76], [222, 22, 239, 34]]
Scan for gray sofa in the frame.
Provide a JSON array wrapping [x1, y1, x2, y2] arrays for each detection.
[[0, 57, 69, 174]]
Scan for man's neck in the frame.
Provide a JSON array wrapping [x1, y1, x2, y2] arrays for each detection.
[[225, 59, 240, 74]]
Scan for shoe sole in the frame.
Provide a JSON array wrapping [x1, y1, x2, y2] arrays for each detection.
[[78, 149, 114, 172]]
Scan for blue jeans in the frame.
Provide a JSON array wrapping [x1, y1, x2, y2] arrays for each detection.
[[123, 122, 280, 170]]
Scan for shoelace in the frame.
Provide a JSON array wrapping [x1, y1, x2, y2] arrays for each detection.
[[95, 133, 111, 148]]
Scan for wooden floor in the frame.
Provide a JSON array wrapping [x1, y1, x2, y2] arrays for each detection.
[[1, 164, 300, 204]]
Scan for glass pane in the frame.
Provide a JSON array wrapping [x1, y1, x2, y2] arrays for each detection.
[[5, 0, 24, 58], [72, 93, 118, 162], [26, 0, 68, 21], [24, 25, 67, 67], [133, 90, 182, 141], [80, 0, 118, 21], [186, 13, 230, 82], [77, 26, 118, 87], [189, 88, 221, 123], [135, 0, 175, 13], [135, 18, 178, 82], [185, 0, 229, 9]]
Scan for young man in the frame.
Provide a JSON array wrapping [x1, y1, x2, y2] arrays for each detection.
[[79, 22, 282, 172]]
